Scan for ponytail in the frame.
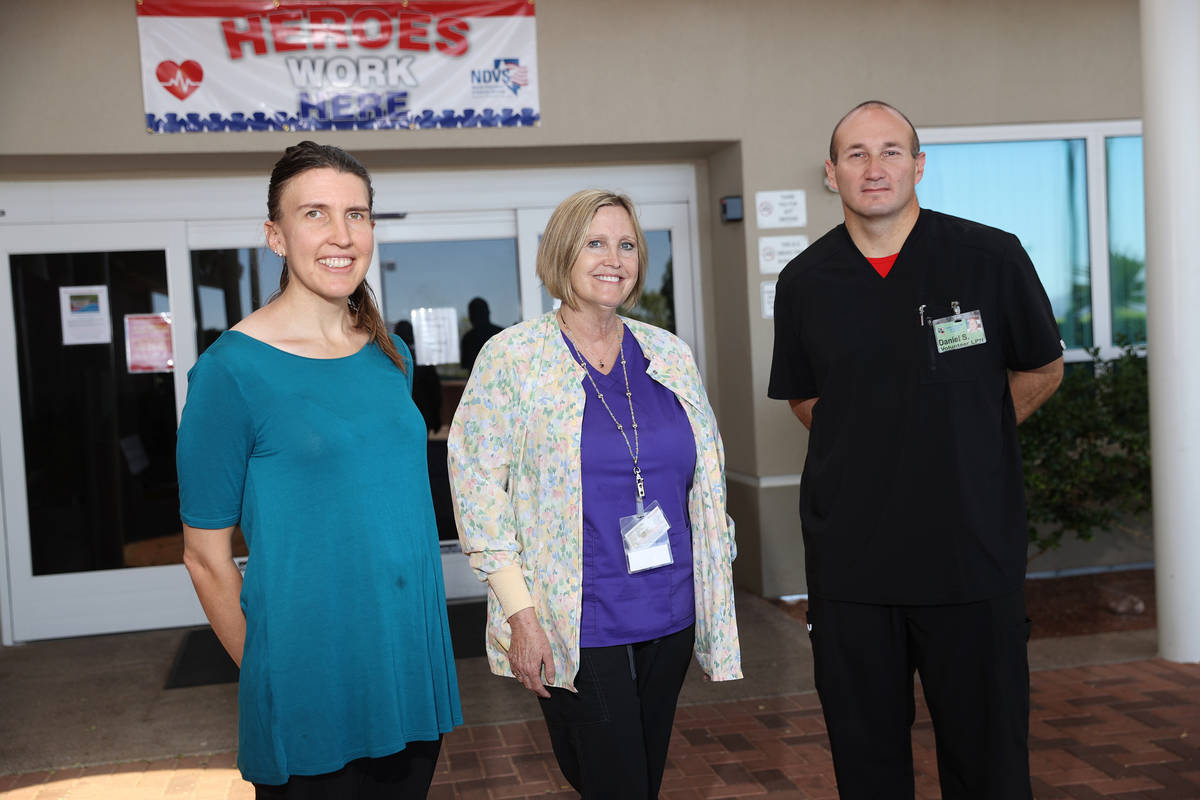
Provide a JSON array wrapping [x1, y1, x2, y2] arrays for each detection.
[[350, 281, 406, 372]]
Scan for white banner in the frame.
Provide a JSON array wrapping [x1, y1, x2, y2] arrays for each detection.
[[136, 1, 539, 133]]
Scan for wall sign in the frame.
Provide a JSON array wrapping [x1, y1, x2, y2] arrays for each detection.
[[760, 281, 776, 319], [136, 1, 539, 133], [755, 190, 807, 229], [758, 234, 809, 274]]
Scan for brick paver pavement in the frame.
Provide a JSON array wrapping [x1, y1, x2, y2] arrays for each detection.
[[2, 658, 1197, 799]]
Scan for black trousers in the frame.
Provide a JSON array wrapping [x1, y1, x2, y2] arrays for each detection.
[[538, 624, 695, 799], [807, 590, 1032, 800], [253, 738, 443, 800]]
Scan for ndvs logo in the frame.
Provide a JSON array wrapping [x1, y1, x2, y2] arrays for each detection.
[[470, 57, 528, 96]]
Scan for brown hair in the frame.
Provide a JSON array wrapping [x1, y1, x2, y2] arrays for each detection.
[[266, 141, 405, 372], [536, 189, 648, 312], [828, 100, 921, 164]]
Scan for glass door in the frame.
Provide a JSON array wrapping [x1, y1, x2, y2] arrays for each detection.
[[184, 220, 289, 569], [374, 212, 520, 600], [0, 222, 204, 643], [0, 166, 703, 640]]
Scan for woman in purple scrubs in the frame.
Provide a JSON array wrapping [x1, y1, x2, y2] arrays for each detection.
[[449, 190, 741, 799]]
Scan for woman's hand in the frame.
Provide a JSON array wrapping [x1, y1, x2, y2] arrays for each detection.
[[507, 607, 556, 698]]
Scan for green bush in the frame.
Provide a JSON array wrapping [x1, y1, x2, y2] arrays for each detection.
[[1019, 343, 1150, 560]]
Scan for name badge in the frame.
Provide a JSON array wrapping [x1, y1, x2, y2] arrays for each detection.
[[931, 309, 986, 353], [618, 501, 673, 573]]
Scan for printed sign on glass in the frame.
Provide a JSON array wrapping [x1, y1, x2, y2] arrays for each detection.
[[125, 313, 175, 373], [59, 285, 112, 346]]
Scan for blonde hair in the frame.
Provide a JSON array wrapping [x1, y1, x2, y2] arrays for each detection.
[[536, 190, 648, 312]]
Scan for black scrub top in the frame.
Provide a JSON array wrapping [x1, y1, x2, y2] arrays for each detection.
[[769, 209, 1063, 604]]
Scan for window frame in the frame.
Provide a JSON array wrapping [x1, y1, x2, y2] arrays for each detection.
[[917, 119, 1143, 363]]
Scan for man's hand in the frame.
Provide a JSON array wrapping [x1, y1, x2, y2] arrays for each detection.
[[1009, 357, 1064, 423], [788, 397, 818, 430]]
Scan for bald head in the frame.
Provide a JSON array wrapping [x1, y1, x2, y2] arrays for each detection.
[[829, 101, 920, 164]]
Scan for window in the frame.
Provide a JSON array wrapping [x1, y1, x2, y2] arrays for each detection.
[[379, 237, 521, 367], [190, 247, 283, 354], [1106, 136, 1146, 345], [919, 139, 1091, 348], [917, 121, 1144, 360]]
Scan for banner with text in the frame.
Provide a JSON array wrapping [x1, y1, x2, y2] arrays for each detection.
[[137, 1, 538, 133]]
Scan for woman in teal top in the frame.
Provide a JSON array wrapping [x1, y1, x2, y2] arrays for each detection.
[[177, 142, 461, 798]]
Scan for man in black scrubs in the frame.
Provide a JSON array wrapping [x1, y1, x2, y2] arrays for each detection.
[[768, 100, 1064, 799]]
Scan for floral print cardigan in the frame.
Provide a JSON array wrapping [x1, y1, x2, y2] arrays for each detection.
[[448, 312, 741, 691]]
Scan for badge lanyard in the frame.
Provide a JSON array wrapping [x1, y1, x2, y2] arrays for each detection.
[[560, 316, 645, 512], [560, 316, 673, 573]]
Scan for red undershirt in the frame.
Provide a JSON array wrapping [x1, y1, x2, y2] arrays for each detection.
[[867, 253, 899, 278]]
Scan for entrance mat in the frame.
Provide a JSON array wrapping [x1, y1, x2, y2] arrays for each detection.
[[165, 627, 239, 689], [165, 602, 488, 689]]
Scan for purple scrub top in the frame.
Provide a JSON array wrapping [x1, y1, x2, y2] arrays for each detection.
[[563, 327, 697, 647]]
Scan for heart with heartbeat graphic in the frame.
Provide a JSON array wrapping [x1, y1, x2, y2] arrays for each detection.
[[156, 60, 204, 101]]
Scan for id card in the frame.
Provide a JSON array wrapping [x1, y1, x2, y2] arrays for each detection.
[[618, 500, 673, 573], [931, 309, 986, 353]]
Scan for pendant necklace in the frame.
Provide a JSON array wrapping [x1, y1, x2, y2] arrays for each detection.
[[559, 313, 617, 371]]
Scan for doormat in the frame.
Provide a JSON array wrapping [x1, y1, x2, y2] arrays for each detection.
[[165, 627, 239, 689], [165, 602, 487, 689]]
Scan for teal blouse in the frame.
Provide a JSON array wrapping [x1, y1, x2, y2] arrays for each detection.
[[177, 331, 462, 785]]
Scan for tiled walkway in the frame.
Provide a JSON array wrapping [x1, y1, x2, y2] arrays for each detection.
[[2, 659, 1198, 799]]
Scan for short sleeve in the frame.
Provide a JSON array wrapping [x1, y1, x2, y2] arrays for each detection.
[[176, 354, 255, 529], [768, 272, 818, 399], [1000, 235, 1065, 371]]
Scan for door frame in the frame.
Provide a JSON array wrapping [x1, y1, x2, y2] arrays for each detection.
[[0, 221, 205, 645]]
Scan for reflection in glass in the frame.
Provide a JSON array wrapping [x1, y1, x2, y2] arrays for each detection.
[[190, 247, 283, 355], [626, 230, 675, 333], [1106, 136, 1146, 345], [378, 238, 520, 543], [10, 251, 181, 574], [919, 139, 1091, 348], [379, 238, 521, 369]]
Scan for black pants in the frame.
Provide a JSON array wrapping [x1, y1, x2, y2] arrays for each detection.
[[807, 590, 1032, 800], [253, 738, 443, 800], [538, 624, 695, 799]]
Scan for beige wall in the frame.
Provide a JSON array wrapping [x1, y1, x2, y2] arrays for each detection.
[[0, 0, 1143, 596]]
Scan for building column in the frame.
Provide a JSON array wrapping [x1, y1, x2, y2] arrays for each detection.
[[1140, 0, 1200, 663]]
